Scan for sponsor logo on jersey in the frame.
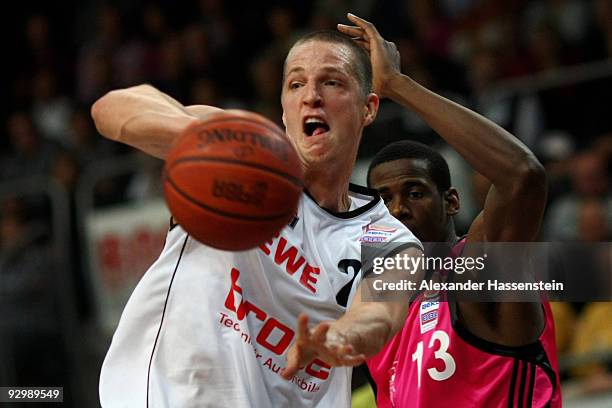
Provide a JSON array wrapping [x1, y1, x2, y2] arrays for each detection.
[[389, 360, 398, 405], [360, 224, 397, 243], [259, 233, 320, 293], [419, 300, 439, 334], [421, 311, 438, 324], [421, 301, 438, 310], [223, 267, 331, 383]]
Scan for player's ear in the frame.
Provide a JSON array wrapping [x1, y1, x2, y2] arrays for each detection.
[[363, 92, 379, 127], [445, 188, 460, 216]]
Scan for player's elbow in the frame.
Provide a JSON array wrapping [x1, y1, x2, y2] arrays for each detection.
[[91, 90, 121, 141], [514, 155, 547, 199]]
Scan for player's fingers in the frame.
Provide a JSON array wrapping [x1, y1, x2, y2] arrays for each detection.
[[342, 354, 366, 366], [337, 24, 367, 39], [311, 322, 330, 344], [353, 38, 371, 52], [282, 348, 300, 379], [347, 13, 379, 38], [297, 313, 310, 342], [327, 342, 341, 357], [340, 343, 355, 355], [281, 361, 298, 380], [337, 25, 371, 51]]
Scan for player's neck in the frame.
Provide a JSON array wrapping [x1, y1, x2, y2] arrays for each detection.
[[302, 154, 354, 212], [305, 173, 351, 213], [444, 220, 459, 245]]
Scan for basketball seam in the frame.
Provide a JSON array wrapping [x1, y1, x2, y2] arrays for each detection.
[[164, 171, 295, 221], [168, 156, 303, 188]]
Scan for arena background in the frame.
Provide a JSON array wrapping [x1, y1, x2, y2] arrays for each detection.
[[1, 0, 611, 406]]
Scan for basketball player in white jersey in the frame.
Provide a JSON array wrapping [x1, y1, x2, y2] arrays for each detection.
[[91, 13, 423, 407]]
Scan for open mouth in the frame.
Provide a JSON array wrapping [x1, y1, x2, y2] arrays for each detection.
[[303, 117, 330, 137]]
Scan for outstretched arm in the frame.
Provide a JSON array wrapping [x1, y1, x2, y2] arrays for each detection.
[[282, 246, 422, 379], [91, 84, 222, 159]]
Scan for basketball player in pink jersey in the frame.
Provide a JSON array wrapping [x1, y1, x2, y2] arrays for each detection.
[[335, 15, 562, 407]]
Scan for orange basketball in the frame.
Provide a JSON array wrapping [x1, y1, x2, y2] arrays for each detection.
[[163, 110, 303, 250]]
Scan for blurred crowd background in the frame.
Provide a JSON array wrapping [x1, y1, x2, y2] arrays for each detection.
[[0, 0, 610, 406]]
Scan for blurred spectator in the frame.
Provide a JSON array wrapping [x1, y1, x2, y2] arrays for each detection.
[[50, 150, 81, 193], [76, 3, 122, 104], [181, 23, 211, 79], [1, 112, 58, 181], [570, 302, 612, 378], [266, 6, 300, 55], [590, 0, 612, 59], [469, 45, 545, 149], [526, 20, 567, 73], [0, 197, 52, 308], [20, 13, 68, 77], [197, 0, 233, 56], [31, 69, 74, 146], [537, 130, 576, 201], [0, 195, 69, 389], [408, 0, 453, 59], [577, 198, 611, 242], [523, 0, 590, 48], [67, 108, 118, 165], [544, 148, 612, 240], [549, 302, 577, 354], [125, 153, 164, 201], [154, 34, 187, 99], [249, 52, 283, 125], [188, 77, 220, 106]]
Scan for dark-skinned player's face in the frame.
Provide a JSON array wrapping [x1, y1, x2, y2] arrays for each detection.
[[369, 158, 455, 242]]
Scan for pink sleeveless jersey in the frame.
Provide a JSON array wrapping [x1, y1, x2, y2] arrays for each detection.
[[367, 239, 561, 408]]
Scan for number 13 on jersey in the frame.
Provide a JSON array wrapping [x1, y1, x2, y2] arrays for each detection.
[[411, 330, 456, 387]]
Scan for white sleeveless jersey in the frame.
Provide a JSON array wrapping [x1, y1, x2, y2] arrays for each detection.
[[99, 184, 420, 407]]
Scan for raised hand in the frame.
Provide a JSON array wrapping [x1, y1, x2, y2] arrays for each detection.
[[337, 13, 401, 98], [281, 313, 366, 380]]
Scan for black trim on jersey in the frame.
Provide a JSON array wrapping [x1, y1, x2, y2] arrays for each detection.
[[449, 300, 558, 407], [146, 234, 189, 407], [303, 183, 381, 219], [443, 236, 557, 407], [518, 360, 528, 407], [508, 359, 519, 408], [527, 363, 536, 408], [169, 216, 178, 231]]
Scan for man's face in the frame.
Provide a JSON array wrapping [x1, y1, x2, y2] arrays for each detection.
[[369, 158, 451, 242], [281, 40, 377, 168]]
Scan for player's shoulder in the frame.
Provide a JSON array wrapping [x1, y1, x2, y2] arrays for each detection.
[[346, 183, 422, 248]]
